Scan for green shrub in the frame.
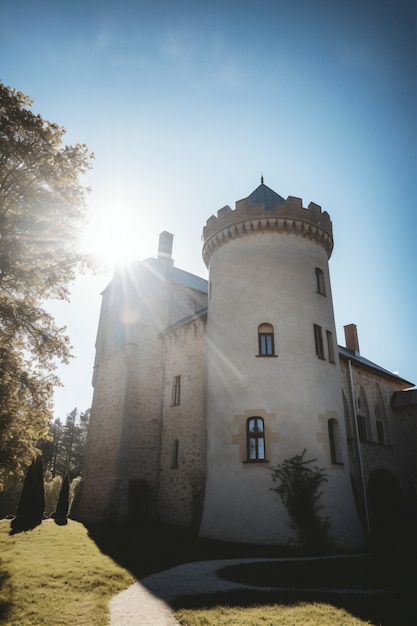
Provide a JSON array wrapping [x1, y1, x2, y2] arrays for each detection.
[[270, 449, 330, 548]]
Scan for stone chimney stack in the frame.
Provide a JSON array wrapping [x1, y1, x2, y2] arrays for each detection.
[[344, 323, 360, 355], [158, 231, 174, 267]]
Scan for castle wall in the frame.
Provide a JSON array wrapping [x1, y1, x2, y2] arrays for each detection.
[[340, 360, 416, 535], [157, 314, 207, 527], [75, 256, 209, 524], [73, 349, 128, 522], [200, 229, 364, 547], [77, 193, 414, 548]]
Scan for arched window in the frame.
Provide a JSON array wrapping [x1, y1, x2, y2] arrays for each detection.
[[375, 405, 386, 445], [315, 267, 326, 296], [328, 418, 343, 464], [258, 323, 275, 356], [247, 417, 265, 461], [356, 390, 370, 443]]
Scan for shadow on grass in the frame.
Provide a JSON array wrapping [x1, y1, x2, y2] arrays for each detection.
[[0, 570, 12, 622], [85, 521, 304, 579], [85, 522, 416, 626]]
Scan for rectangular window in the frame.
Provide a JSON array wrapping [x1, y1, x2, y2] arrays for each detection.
[[326, 330, 335, 363], [259, 333, 274, 356], [314, 324, 325, 359], [315, 268, 326, 296], [376, 420, 385, 445], [247, 417, 266, 461], [357, 414, 367, 442], [172, 375, 181, 406]]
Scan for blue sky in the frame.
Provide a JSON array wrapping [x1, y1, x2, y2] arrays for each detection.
[[1, 0, 416, 419]]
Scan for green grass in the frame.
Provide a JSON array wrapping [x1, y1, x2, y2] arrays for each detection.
[[175, 601, 374, 625], [0, 519, 415, 626], [0, 519, 135, 625]]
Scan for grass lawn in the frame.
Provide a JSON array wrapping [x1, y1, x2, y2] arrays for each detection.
[[175, 601, 375, 625], [88, 522, 415, 626], [1, 519, 415, 626], [0, 519, 135, 625]]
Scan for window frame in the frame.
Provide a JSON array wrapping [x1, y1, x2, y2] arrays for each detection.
[[315, 267, 326, 296], [375, 405, 386, 445], [326, 330, 335, 363], [328, 418, 343, 464], [246, 417, 266, 462], [357, 412, 367, 442], [314, 324, 325, 359], [257, 323, 276, 357], [172, 375, 181, 406]]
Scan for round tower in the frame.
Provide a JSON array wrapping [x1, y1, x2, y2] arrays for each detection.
[[199, 181, 364, 547]]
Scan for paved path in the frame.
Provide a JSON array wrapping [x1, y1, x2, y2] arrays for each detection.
[[110, 555, 391, 625], [110, 558, 277, 625]]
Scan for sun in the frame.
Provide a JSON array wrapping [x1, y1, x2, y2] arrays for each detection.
[[81, 204, 156, 270]]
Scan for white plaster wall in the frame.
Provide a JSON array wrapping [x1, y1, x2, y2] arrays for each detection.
[[200, 231, 364, 547]]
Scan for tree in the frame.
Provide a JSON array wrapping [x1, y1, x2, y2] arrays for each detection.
[[40, 408, 90, 478], [0, 82, 94, 488], [10, 455, 45, 534]]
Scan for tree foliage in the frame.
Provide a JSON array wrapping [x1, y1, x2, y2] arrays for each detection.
[[40, 408, 90, 479], [0, 82, 93, 488], [270, 449, 331, 548]]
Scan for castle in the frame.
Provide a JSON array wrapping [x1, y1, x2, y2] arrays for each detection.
[[74, 181, 416, 548]]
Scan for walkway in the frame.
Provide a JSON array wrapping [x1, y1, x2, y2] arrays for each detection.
[[110, 555, 392, 626], [110, 558, 278, 625]]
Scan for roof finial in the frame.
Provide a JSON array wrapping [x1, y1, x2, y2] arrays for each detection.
[[261, 173, 264, 184]]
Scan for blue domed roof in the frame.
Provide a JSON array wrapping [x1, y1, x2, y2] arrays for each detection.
[[247, 181, 287, 211]]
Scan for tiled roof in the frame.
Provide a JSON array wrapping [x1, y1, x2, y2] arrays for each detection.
[[169, 266, 208, 294], [246, 182, 287, 211]]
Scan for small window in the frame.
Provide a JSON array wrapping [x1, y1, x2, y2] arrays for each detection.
[[314, 324, 325, 359], [247, 417, 266, 461], [171, 439, 179, 468], [357, 413, 367, 442], [315, 267, 326, 296], [326, 330, 335, 363], [375, 405, 385, 445], [172, 375, 181, 406], [258, 323, 275, 356], [357, 394, 369, 442], [328, 418, 343, 464]]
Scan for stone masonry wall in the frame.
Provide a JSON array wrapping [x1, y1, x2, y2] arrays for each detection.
[[157, 314, 207, 528]]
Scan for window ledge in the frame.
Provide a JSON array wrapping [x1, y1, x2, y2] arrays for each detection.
[[243, 459, 270, 465], [256, 355, 278, 358]]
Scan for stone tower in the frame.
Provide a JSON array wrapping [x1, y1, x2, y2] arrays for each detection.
[[199, 181, 364, 546], [75, 232, 208, 523]]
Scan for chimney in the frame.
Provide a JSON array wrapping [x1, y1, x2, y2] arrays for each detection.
[[158, 231, 174, 264], [344, 324, 360, 355]]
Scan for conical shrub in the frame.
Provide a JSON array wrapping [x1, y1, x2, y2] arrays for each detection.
[[10, 455, 45, 534], [51, 470, 69, 525]]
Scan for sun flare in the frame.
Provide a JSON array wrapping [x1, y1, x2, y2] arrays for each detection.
[[82, 205, 156, 270]]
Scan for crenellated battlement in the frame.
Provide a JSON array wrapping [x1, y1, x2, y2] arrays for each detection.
[[202, 191, 333, 266]]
